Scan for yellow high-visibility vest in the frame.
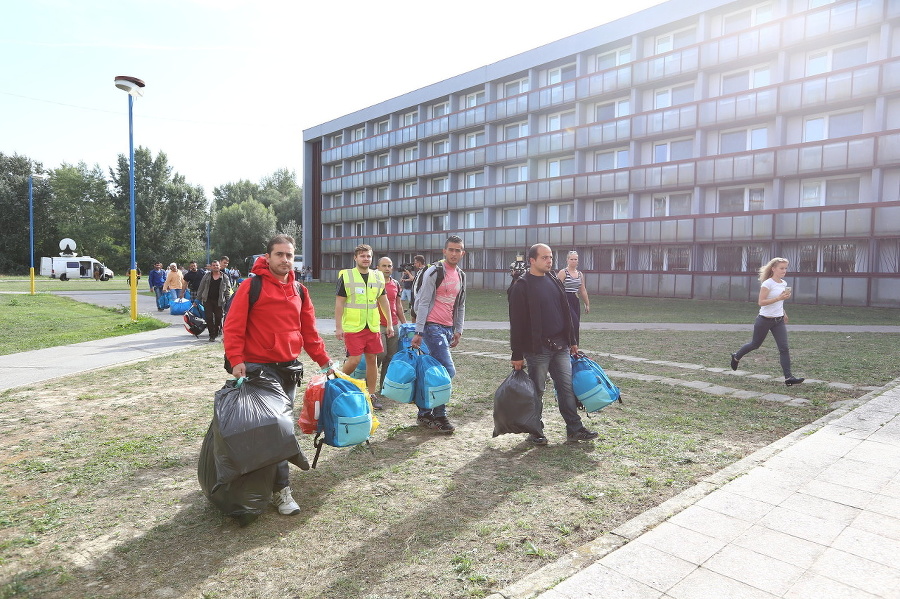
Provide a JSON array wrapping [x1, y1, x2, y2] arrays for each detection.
[[339, 268, 385, 333]]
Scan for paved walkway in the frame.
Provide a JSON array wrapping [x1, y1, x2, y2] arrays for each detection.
[[4, 291, 900, 598]]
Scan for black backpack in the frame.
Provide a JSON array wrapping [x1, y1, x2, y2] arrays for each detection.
[[223, 276, 305, 373], [409, 262, 439, 320]]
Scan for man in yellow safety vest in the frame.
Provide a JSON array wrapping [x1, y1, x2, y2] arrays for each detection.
[[335, 244, 395, 407]]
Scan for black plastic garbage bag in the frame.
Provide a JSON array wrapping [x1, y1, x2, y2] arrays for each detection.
[[198, 424, 275, 527], [211, 370, 309, 489], [492, 369, 543, 437]]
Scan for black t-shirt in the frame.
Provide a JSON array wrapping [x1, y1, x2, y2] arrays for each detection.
[[532, 275, 565, 340], [207, 276, 222, 306]]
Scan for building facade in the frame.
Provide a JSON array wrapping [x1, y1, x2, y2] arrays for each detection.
[[303, 0, 900, 307]]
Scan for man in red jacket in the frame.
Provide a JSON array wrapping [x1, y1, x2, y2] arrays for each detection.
[[224, 234, 333, 517]]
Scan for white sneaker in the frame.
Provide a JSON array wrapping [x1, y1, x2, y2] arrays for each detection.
[[272, 486, 300, 516]]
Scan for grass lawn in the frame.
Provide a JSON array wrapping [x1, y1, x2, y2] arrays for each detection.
[[0, 294, 167, 355], [1, 324, 898, 597]]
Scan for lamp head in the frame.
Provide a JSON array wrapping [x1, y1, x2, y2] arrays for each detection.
[[114, 75, 146, 97]]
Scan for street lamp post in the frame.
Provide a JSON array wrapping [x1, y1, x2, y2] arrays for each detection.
[[114, 75, 145, 322], [27, 174, 48, 295]]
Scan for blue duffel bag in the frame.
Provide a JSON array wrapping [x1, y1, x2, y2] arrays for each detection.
[[170, 298, 191, 315], [570, 351, 621, 415]]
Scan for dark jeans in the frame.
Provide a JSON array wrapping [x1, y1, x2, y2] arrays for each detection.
[[245, 361, 301, 491], [524, 345, 585, 435], [377, 323, 400, 391], [565, 293, 581, 345], [735, 315, 793, 378], [206, 302, 223, 340]]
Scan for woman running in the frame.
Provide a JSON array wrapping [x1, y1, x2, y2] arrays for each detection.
[[730, 257, 804, 386]]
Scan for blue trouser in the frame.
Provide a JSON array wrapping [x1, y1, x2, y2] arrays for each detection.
[[418, 323, 455, 418], [524, 346, 585, 436], [735, 315, 793, 378]]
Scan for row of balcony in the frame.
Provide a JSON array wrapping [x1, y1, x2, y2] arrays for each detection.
[[316, 0, 887, 163]]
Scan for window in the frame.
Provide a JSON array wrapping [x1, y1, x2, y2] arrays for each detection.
[[547, 63, 576, 85], [649, 246, 690, 271], [793, 242, 857, 273], [653, 193, 691, 216], [595, 98, 630, 121], [464, 210, 484, 229], [594, 247, 627, 271], [715, 245, 766, 272], [375, 120, 389, 134], [804, 110, 863, 142], [464, 130, 485, 148], [546, 111, 576, 132], [546, 156, 575, 178], [718, 187, 764, 212], [801, 178, 859, 207], [807, 42, 867, 76], [431, 214, 447, 232], [465, 90, 485, 108], [503, 78, 529, 97], [352, 190, 365, 205], [331, 132, 343, 147], [464, 171, 485, 189], [721, 65, 771, 94], [722, 3, 774, 34], [376, 153, 389, 168], [402, 146, 418, 161], [593, 198, 629, 220], [376, 186, 389, 201], [431, 177, 448, 193], [331, 193, 343, 207], [331, 163, 343, 177], [654, 84, 694, 109], [431, 102, 449, 118], [333, 223, 343, 237], [595, 46, 632, 70], [720, 127, 768, 153], [655, 27, 696, 54], [431, 139, 449, 155], [352, 126, 366, 141], [654, 138, 693, 162], [352, 158, 366, 172], [503, 207, 527, 226], [547, 203, 574, 223], [503, 164, 528, 183], [354, 221, 365, 237], [503, 121, 529, 140], [402, 216, 416, 233], [401, 181, 418, 198], [403, 111, 418, 126], [593, 148, 629, 171], [376, 219, 388, 235]]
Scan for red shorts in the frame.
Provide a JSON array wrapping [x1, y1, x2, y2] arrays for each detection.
[[344, 328, 383, 356]]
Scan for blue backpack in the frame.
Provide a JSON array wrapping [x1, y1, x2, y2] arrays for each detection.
[[570, 351, 622, 415], [312, 377, 372, 468], [396, 323, 429, 354], [380, 348, 418, 403], [414, 353, 452, 410]]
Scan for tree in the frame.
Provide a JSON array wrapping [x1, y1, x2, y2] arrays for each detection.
[[0, 152, 51, 274], [212, 180, 260, 212], [49, 162, 125, 267], [212, 199, 276, 269], [259, 168, 302, 240], [109, 147, 207, 271]]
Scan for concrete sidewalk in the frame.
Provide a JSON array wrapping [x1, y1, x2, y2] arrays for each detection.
[[490, 379, 900, 599]]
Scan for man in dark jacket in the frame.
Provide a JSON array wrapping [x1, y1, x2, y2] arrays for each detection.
[[196, 260, 232, 342], [507, 243, 598, 445], [183, 261, 205, 298], [148, 262, 167, 311]]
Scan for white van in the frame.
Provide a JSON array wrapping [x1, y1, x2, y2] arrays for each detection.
[[40, 256, 114, 281]]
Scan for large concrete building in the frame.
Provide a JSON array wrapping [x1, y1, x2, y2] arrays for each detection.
[[302, 0, 900, 307]]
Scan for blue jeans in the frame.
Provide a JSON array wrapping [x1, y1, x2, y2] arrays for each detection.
[[418, 323, 455, 418], [524, 346, 585, 436], [735, 315, 793, 378]]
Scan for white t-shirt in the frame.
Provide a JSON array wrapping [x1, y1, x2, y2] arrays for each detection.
[[759, 277, 787, 318]]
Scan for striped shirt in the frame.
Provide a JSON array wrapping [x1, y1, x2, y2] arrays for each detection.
[[562, 269, 582, 294]]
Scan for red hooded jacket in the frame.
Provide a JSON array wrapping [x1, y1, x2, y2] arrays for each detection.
[[223, 256, 330, 368]]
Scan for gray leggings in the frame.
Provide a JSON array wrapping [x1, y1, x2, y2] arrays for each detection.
[[735, 315, 793, 378]]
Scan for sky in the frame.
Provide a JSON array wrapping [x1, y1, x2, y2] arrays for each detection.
[[2, 0, 667, 198]]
